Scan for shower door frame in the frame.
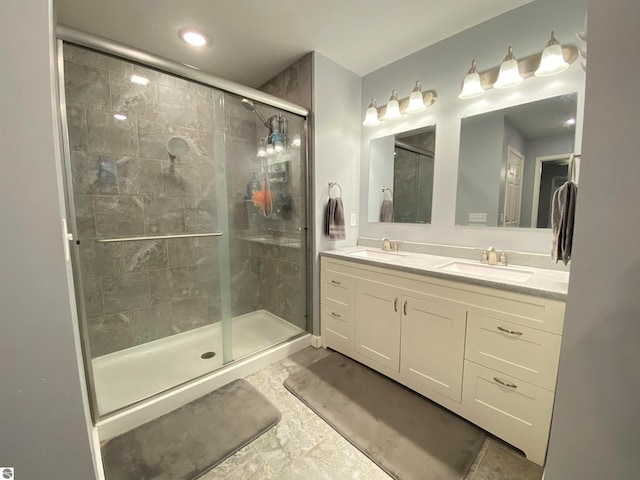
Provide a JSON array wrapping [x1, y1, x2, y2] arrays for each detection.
[[55, 27, 312, 425]]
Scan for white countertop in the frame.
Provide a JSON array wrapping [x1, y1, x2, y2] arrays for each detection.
[[320, 246, 570, 301]]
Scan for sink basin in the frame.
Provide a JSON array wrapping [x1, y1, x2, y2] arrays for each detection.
[[349, 249, 409, 260], [437, 261, 534, 283]]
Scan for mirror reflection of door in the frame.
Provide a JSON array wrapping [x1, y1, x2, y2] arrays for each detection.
[[503, 147, 524, 227], [530, 155, 571, 228]]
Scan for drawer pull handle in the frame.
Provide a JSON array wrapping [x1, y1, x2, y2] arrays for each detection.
[[331, 312, 341, 318], [494, 377, 518, 389], [394, 298, 398, 312], [331, 280, 342, 285], [497, 326, 523, 336], [403, 300, 408, 315]]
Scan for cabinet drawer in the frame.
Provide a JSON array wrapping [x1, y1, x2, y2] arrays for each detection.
[[321, 308, 354, 355], [466, 313, 562, 391], [462, 360, 554, 465], [322, 271, 354, 314]]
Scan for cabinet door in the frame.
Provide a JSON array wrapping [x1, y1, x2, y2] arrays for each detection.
[[400, 296, 466, 402], [354, 281, 401, 371]]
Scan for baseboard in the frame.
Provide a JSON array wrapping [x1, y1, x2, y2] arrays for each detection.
[[310, 335, 322, 348]]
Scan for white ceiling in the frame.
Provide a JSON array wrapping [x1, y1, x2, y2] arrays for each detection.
[[55, 0, 532, 88]]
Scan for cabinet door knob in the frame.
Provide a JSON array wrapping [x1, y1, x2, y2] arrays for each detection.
[[403, 300, 407, 315], [394, 297, 398, 312], [494, 377, 518, 389], [497, 326, 523, 336], [331, 279, 341, 285]]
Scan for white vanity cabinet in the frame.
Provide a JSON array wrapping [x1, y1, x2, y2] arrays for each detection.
[[320, 255, 565, 466]]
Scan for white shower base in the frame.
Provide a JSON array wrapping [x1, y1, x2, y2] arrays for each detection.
[[93, 309, 305, 418]]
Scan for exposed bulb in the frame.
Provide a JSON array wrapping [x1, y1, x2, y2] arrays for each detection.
[[266, 144, 274, 155], [257, 145, 266, 157]]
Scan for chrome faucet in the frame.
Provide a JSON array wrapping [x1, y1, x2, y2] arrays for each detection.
[[382, 237, 398, 252]]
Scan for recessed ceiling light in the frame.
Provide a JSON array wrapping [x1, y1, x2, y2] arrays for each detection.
[[113, 113, 127, 121], [130, 74, 149, 85], [181, 30, 207, 47]]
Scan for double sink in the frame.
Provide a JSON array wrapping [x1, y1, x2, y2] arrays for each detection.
[[347, 249, 534, 283]]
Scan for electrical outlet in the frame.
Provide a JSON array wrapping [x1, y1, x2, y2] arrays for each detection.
[[350, 213, 357, 226]]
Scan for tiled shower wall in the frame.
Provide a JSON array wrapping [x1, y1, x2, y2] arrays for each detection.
[[63, 44, 309, 358]]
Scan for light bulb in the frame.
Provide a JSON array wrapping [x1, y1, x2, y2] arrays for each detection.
[[362, 98, 380, 126], [113, 113, 127, 121], [383, 90, 401, 120], [257, 146, 266, 157], [494, 47, 523, 89], [181, 30, 207, 47], [405, 81, 426, 113], [458, 60, 485, 99], [266, 144, 274, 155], [535, 32, 570, 76], [274, 141, 284, 152]]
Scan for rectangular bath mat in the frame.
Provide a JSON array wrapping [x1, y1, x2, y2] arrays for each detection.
[[102, 378, 280, 480], [284, 351, 485, 480]]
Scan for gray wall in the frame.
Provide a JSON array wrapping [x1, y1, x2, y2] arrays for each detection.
[[360, 0, 586, 253], [0, 0, 98, 478], [544, 0, 640, 477], [312, 52, 361, 335]]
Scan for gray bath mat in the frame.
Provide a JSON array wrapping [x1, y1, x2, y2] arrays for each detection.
[[102, 379, 280, 480], [284, 351, 485, 480]]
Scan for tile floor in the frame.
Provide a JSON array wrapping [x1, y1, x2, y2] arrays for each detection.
[[200, 347, 543, 480]]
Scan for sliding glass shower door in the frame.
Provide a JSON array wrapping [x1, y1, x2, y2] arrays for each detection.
[[59, 42, 308, 419]]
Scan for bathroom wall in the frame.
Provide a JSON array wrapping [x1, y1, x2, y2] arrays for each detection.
[[312, 52, 362, 334], [0, 0, 98, 477], [544, 0, 640, 477], [359, 0, 587, 254]]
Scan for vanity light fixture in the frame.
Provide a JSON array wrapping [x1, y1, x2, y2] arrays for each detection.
[[383, 90, 402, 120], [362, 98, 381, 126], [535, 31, 570, 76], [458, 33, 578, 100], [494, 47, 523, 89], [405, 81, 427, 113], [458, 60, 485, 99], [181, 30, 207, 47]]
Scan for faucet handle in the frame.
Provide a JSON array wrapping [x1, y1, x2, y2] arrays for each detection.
[[498, 251, 508, 266], [480, 250, 488, 264]]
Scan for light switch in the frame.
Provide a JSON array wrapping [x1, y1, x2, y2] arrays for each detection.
[[469, 213, 487, 223], [350, 213, 357, 226]]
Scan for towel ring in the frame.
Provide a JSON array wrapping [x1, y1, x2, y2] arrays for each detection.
[[329, 181, 342, 198], [381, 186, 393, 199]]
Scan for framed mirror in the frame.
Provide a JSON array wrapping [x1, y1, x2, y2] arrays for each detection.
[[455, 93, 578, 228], [368, 125, 436, 224]]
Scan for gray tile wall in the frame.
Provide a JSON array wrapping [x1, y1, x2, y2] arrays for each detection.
[[64, 44, 222, 358]]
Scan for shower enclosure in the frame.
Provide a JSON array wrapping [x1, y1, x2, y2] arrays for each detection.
[[58, 41, 309, 419]]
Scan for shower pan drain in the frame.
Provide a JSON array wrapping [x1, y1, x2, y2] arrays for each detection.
[[200, 351, 216, 359]]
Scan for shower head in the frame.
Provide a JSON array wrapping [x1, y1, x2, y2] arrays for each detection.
[[241, 98, 270, 128]]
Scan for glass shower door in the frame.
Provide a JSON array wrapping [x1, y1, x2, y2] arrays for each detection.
[[60, 42, 230, 417]]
